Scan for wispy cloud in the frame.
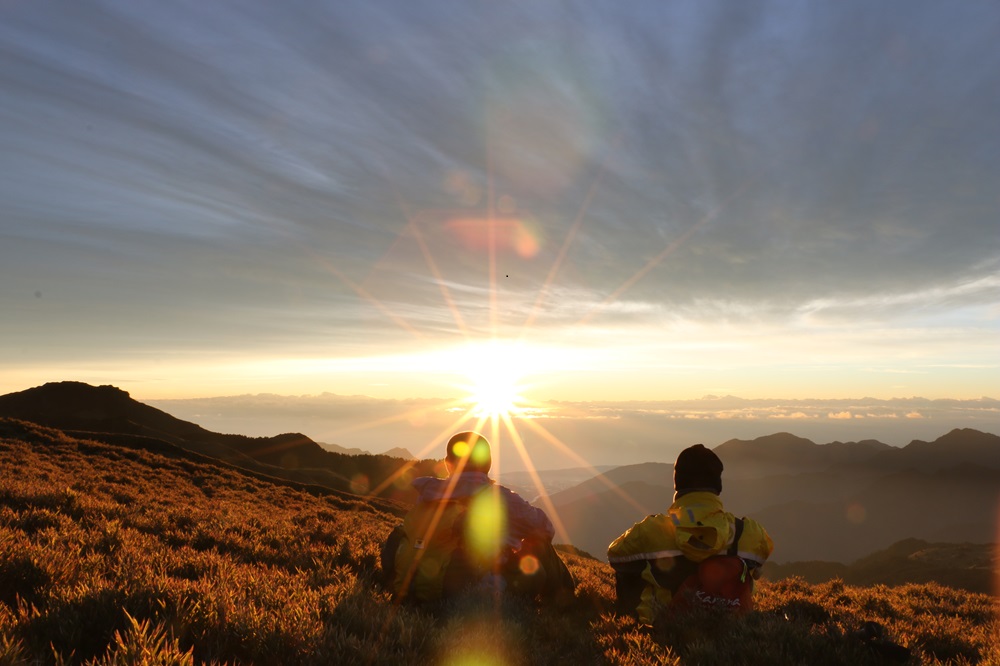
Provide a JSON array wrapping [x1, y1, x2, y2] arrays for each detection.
[[1, 1, 998, 401]]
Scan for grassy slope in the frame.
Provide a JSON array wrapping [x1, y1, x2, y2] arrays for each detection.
[[0, 418, 997, 665]]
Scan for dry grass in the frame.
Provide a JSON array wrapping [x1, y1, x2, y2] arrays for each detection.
[[0, 418, 997, 665]]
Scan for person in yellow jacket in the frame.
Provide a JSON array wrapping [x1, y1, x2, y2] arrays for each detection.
[[607, 444, 773, 624]]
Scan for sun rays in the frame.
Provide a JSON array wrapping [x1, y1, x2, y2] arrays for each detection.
[[311, 118, 750, 538], [322, 127, 749, 657]]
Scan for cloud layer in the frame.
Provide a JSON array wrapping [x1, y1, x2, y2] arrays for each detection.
[[150, 393, 1000, 471]]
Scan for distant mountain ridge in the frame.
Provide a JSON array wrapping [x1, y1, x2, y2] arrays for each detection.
[[0, 382, 437, 502], [545, 429, 1000, 565], [318, 441, 415, 459], [714, 429, 1000, 474], [714, 432, 894, 477]]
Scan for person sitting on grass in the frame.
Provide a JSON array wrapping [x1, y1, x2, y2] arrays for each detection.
[[608, 444, 773, 624], [381, 431, 575, 605]]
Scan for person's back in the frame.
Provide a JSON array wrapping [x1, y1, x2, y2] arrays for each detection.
[[607, 444, 773, 624], [383, 431, 574, 605]]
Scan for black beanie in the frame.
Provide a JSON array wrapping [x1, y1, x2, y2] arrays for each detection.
[[673, 444, 723, 494]]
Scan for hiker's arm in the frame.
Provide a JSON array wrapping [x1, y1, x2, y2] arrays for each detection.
[[504, 489, 555, 541], [737, 517, 773, 566], [610, 560, 646, 616], [380, 524, 405, 588]]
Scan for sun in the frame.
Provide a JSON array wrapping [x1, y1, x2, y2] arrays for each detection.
[[456, 341, 532, 418], [468, 366, 523, 417]]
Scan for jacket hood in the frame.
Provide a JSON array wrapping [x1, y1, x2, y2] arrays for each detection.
[[668, 491, 730, 561]]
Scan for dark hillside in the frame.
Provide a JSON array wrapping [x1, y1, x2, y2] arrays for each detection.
[[0, 382, 223, 444], [0, 417, 997, 664], [752, 465, 1000, 562], [0, 382, 438, 502], [766, 539, 999, 595]]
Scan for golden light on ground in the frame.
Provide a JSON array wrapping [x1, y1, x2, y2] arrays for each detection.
[[437, 613, 514, 666]]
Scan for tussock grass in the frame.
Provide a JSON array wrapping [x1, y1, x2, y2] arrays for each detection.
[[0, 418, 997, 665]]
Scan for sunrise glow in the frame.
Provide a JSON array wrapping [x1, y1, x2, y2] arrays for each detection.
[[453, 341, 537, 419]]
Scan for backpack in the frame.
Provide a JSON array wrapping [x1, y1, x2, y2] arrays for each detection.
[[392, 487, 503, 602], [670, 518, 755, 613]]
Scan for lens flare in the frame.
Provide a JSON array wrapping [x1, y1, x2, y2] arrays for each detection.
[[452, 440, 471, 459], [349, 473, 370, 494], [445, 217, 540, 259], [518, 555, 539, 576], [444, 170, 483, 206], [464, 489, 508, 567]]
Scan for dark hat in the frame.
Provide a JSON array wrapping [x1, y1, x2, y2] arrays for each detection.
[[446, 431, 492, 474], [673, 444, 723, 494]]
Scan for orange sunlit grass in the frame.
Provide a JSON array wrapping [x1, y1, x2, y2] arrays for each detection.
[[3, 418, 1000, 664]]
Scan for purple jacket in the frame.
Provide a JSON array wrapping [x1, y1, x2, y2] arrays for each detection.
[[411, 472, 555, 549]]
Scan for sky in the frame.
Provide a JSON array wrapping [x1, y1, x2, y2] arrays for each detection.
[[2, 1, 999, 465]]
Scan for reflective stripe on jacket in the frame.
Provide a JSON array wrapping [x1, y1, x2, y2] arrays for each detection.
[[607, 491, 773, 623]]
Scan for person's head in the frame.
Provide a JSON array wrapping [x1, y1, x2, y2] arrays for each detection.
[[445, 431, 492, 474], [673, 444, 723, 495]]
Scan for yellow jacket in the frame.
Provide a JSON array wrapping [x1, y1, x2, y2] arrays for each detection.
[[607, 491, 773, 623]]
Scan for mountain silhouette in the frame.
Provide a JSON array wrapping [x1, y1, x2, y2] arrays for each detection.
[[714, 432, 894, 477], [868, 428, 1000, 472], [0, 381, 326, 465], [0, 382, 437, 501]]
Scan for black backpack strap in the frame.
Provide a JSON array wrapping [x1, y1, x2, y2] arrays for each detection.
[[380, 523, 406, 589], [647, 554, 699, 593], [727, 518, 745, 557]]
